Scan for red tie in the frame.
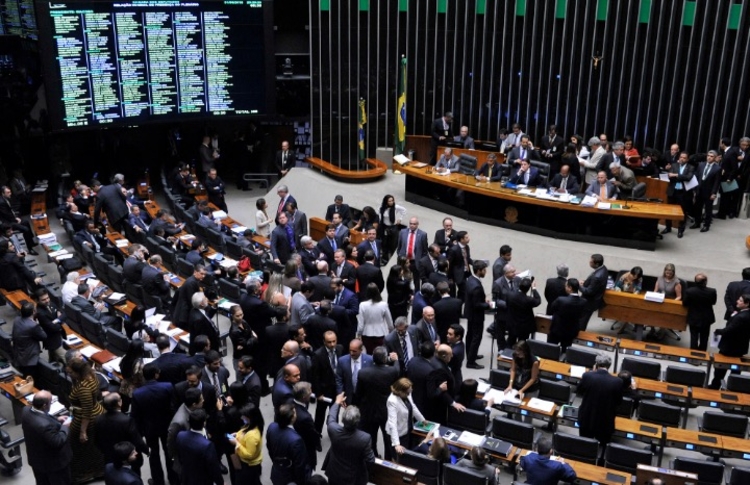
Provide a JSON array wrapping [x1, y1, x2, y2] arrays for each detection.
[[277, 198, 285, 215], [407, 231, 415, 259]]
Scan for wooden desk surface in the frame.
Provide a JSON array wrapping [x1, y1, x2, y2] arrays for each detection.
[[538, 359, 588, 384], [711, 353, 750, 371], [635, 378, 689, 401], [690, 386, 750, 411], [664, 427, 724, 453], [518, 449, 632, 485], [573, 331, 618, 351], [617, 338, 710, 364], [0, 289, 32, 311], [0, 375, 37, 406], [614, 417, 663, 441], [718, 435, 750, 459], [309, 216, 366, 246], [400, 163, 683, 222], [599, 290, 687, 331]]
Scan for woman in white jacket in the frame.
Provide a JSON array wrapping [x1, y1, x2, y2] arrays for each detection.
[[386, 377, 426, 455], [357, 283, 394, 354]]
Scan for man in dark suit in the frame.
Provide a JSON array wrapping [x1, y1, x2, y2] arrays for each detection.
[[22, 391, 73, 485], [201, 350, 230, 398], [691, 150, 722, 232], [429, 112, 453, 165], [272, 364, 300, 409], [491, 244, 513, 282], [312, 331, 344, 432], [94, 174, 129, 231], [265, 321, 291, 384], [103, 442, 144, 485], [414, 306, 440, 346], [454, 125, 475, 149], [663, 151, 695, 237], [94, 393, 149, 475], [285, 201, 308, 248], [128, 205, 149, 234], [0, 185, 37, 251], [277, 339, 311, 384], [292, 382, 321, 471], [432, 281, 463, 341], [505, 277, 541, 346], [275, 140, 295, 177], [355, 250, 384, 301], [578, 355, 623, 450], [236, 356, 262, 408], [710, 294, 750, 388], [335, 339, 373, 405], [406, 341, 438, 413], [396, 217, 429, 289], [204, 168, 227, 213], [123, 244, 147, 285], [464, 260, 489, 368], [544, 263, 569, 314], [682, 273, 717, 351], [171, 263, 206, 329], [306, 299, 337, 349], [131, 363, 178, 485], [325, 195, 352, 226], [356, 228, 383, 267], [316, 224, 340, 264], [548, 279, 587, 353], [492, 264, 521, 351], [507, 135, 540, 165], [307, 261, 332, 302], [411, 283, 435, 325], [270, 212, 295, 264], [173, 366, 217, 418], [267, 404, 309, 485], [520, 436, 577, 485], [324, 396, 376, 485], [540, 125, 565, 174], [510, 159, 542, 186], [141, 255, 172, 312], [241, 279, 287, 338], [585, 170, 618, 200], [274, 185, 297, 222], [418, 244, 441, 284], [448, 231, 472, 299], [175, 409, 223, 485], [427, 344, 466, 423], [723, 268, 750, 321], [188, 292, 220, 353], [548, 164, 580, 194], [354, 346, 400, 460], [474, 153, 505, 181], [75, 220, 123, 263], [35, 288, 66, 364], [152, 335, 193, 385], [717, 137, 742, 219], [385, 317, 419, 377], [433, 217, 458, 255], [579, 254, 608, 331], [332, 250, 357, 292], [446, 324, 465, 390], [12, 301, 47, 381], [428, 258, 455, 298]]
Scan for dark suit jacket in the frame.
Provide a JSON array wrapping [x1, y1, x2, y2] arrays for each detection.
[[406, 356, 437, 413], [724, 280, 750, 320], [585, 180, 618, 199], [384, 327, 419, 376], [356, 239, 384, 267], [449, 341, 465, 391], [307, 274, 332, 302], [335, 354, 374, 405], [312, 344, 344, 399], [433, 229, 458, 254], [94, 410, 149, 465], [520, 452, 577, 485], [549, 173, 580, 194], [510, 166, 542, 186], [104, 463, 143, 485], [142, 264, 171, 300], [475, 161, 506, 181], [431, 117, 452, 142], [544, 276, 568, 314], [267, 423, 308, 485], [414, 318, 440, 346], [175, 430, 223, 485], [238, 370, 262, 409], [172, 276, 202, 328], [21, 406, 72, 473], [36, 302, 65, 351], [173, 381, 217, 417], [123, 257, 146, 285], [270, 224, 294, 263], [447, 244, 472, 287], [417, 254, 438, 283], [397, 228, 429, 262], [464, 275, 489, 322], [325, 403, 375, 485], [578, 369, 623, 442], [492, 276, 521, 323], [240, 293, 285, 338], [326, 203, 352, 225], [265, 323, 290, 380], [0, 251, 37, 291], [276, 149, 295, 173], [721, 146, 741, 182], [201, 366, 230, 397], [666, 163, 695, 197], [550, 295, 587, 342], [332, 262, 357, 292], [506, 289, 542, 337], [433, 296, 463, 340], [332, 287, 359, 346], [12, 316, 46, 366], [286, 210, 308, 247], [356, 263, 384, 301], [94, 183, 129, 225], [354, 363, 400, 424], [682, 285, 717, 328], [428, 272, 455, 298], [411, 292, 431, 325], [507, 146, 541, 164], [272, 379, 294, 409], [316, 237, 339, 264], [131, 380, 176, 437], [696, 162, 721, 198], [427, 360, 457, 422], [189, 307, 220, 353], [153, 352, 194, 385], [294, 402, 320, 469], [298, 247, 319, 276], [717, 309, 750, 357], [581, 265, 608, 311]]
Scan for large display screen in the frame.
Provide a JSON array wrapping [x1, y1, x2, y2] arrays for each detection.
[[36, 0, 271, 130], [1, 0, 38, 39]]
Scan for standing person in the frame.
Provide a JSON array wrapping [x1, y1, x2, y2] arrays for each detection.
[[311, 331, 344, 433], [254, 198, 271, 237], [548, 279, 586, 353], [35, 288, 66, 364], [103, 441, 143, 485], [94, 174, 129, 232], [377, 194, 406, 265], [724, 268, 750, 321], [464, 260, 489, 369], [384, 317, 419, 377], [433, 217, 458, 255], [544, 264, 569, 315], [505, 278, 541, 346], [200, 135, 220, 177], [429, 112, 453, 165], [22, 390, 73, 485], [357, 283, 394, 354], [691, 150, 721, 232], [335, 339, 373, 405], [717, 137, 742, 219], [448, 231, 472, 300], [324, 394, 376, 485], [67, 359, 106, 483], [386, 378, 427, 455], [292, 382, 320, 471], [94, 393, 149, 477], [492, 244, 513, 282], [276, 141, 295, 177], [578, 355, 623, 450], [11, 301, 46, 383], [229, 404, 265, 485], [270, 212, 295, 265], [396, 217, 429, 289], [205, 168, 228, 213], [325, 195, 352, 226], [492, 264, 520, 352], [118, 340, 146, 413], [662, 151, 695, 238], [579, 254, 608, 330], [709, 294, 750, 389], [0, 185, 38, 252], [682, 273, 717, 351], [446, 324, 466, 388], [175, 409, 223, 485], [386, 261, 413, 323], [266, 404, 309, 485]]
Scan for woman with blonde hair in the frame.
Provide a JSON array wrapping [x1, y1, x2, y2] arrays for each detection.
[[386, 377, 426, 455]]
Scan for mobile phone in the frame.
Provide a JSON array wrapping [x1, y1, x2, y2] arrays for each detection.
[[226, 433, 234, 440]]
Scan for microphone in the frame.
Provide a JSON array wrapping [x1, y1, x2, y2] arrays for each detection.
[[622, 192, 634, 210]]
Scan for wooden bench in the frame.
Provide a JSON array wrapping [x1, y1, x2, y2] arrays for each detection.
[[309, 217, 366, 245], [305, 157, 387, 181]]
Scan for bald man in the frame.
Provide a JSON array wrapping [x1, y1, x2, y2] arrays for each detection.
[[273, 364, 301, 409], [426, 344, 466, 422], [22, 390, 73, 485]]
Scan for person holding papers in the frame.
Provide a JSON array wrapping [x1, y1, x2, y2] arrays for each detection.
[[509, 159, 541, 186], [585, 171, 617, 200], [662, 151, 695, 238], [505, 340, 540, 398], [548, 165, 580, 194]]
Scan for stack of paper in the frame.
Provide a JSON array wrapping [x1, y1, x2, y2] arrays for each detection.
[[570, 365, 586, 378], [527, 398, 556, 413], [477, 381, 490, 394], [166, 327, 184, 338], [65, 335, 83, 346], [115, 239, 130, 248], [103, 357, 123, 374], [86, 279, 100, 290], [79, 346, 100, 358], [457, 431, 486, 447], [107, 292, 126, 301], [644, 291, 666, 303], [212, 210, 228, 220], [39, 233, 57, 245], [231, 225, 248, 234], [580, 195, 598, 207], [56, 254, 75, 260], [48, 249, 69, 258], [483, 388, 507, 404]]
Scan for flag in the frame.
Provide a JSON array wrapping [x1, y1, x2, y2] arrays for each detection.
[[358, 98, 366, 162], [394, 56, 407, 155]]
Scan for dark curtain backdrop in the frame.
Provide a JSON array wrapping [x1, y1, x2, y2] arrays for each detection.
[[309, 0, 750, 167]]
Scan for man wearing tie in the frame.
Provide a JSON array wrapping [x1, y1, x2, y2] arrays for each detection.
[[691, 150, 721, 232], [276, 140, 295, 177], [429, 111, 453, 165], [549, 164, 580, 194], [509, 159, 541, 186], [356, 228, 383, 267], [505, 123, 525, 150], [662, 151, 695, 238], [335, 339, 373, 406], [475, 154, 505, 182], [396, 217, 429, 289], [507, 135, 539, 166], [585, 171, 617, 201]]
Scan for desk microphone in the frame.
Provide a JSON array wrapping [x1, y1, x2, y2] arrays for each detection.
[[622, 193, 634, 210]]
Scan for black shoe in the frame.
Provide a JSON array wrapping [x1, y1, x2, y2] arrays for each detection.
[[715, 215, 727, 220], [700, 226, 710, 232], [677, 230, 684, 238], [27, 249, 38, 255], [220, 464, 228, 474], [466, 363, 485, 369], [689, 223, 701, 229], [729, 213, 736, 219], [660, 228, 671, 234], [476, 355, 484, 360]]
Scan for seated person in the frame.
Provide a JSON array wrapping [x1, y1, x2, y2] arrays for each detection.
[[74, 220, 122, 264], [0, 237, 42, 291], [509, 159, 542, 186], [435, 148, 460, 173], [412, 436, 453, 464], [325, 195, 352, 226], [186, 239, 208, 266], [127, 205, 149, 233], [70, 282, 123, 332], [615, 266, 643, 294], [618, 369, 640, 409], [455, 379, 494, 413], [548, 164, 580, 194], [63, 203, 89, 232], [73, 185, 94, 214], [148, 209, 184, 237], [519, 436, 576, 485], [610, 162, 637, 198], [456, 447, 498, 482], [585, 170, 617, 200], [474, 154, 504, 182], [196, 206, 215, 228]]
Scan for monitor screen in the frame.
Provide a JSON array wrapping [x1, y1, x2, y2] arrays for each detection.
[[36, 0, 272, 130]]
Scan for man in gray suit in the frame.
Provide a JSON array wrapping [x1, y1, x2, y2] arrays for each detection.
[[396, 217, 429, 289], [585, 171, 618, 200], [435, 148, 460, 173], [167, 387, 204, 476], [324, 394, 375, 485], [492, 265, 521, 352], [579, 254, 609, 330], [12, 301, 46, 382]]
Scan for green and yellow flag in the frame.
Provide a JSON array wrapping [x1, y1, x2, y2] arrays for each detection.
[[394, 56, 407, 155], [358, 98, 366, 162]]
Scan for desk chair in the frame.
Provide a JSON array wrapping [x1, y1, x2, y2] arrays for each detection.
[[64, 301, 84, 335], [442, 463, 490, 485], [699, 411, 748, 439], [527, 340, 560, 361], [0, 418, 23, 476], [447, 407, 489, 435], [176, 257, 195, 279], [105, 264, 125, 293], [104, 327, 130, 356], [81, 313, 108, 348], [672, 457, 724, 485], [664, 365, 706, 408], [620, 357, 661, 380], [0, 329, 13, 365], [537, 379, 572, 406], [729, 466, 750, 485], [489, 369, 510, 390], [552, 431, 599, 465], [124, 281, 144, 306], [726, 374, 750, 394], [637, 400, 681, 428], [397, 450, 440, 485], [564, 346, 598, 368], [491, 416, 535, 449], [226, 239, 243, 260], [218, 278, 243, 303], [604, 442, 653, 475], [615, 396, 636, 418]]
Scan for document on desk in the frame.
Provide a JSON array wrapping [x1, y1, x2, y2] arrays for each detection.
[[527, 398, 555, 413], [570, 365, 586, 379], [103, 357, 123, 374], [580, 195, 598, 207], [597, 202, 612, 210], [79, 345, 100, 358], [477, 380, 491, 394], [644, 291, 665, 303], [457, 431, 486, 448], [483, 388, 507, 404]]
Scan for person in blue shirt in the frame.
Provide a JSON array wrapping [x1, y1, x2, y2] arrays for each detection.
[[520, 436, 576, 485]]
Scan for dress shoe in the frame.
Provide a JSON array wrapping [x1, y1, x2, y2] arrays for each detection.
[[27, 249, 38, 255], [466, 362, 485, 369], [476, 355, 484, 360], [689, 223, 701, 229], [715, 215, 727, 220], [700, 226, 710, 232], [660, 228, 671, 234], [220, 464, 229, 474], [677, 230, 684, 238]]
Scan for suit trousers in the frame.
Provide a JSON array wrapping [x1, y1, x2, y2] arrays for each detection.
[[689, 324, 711, 351], [493, 318, 508, 351], [466, 317, 484, 363], [146, 431, 178, 485], [10, 220, 35, 248], [666, 190, 690, 230], [361, 418, 391, 461], [718, 186, 739, 218], [578, 308, 596, 331], [314, 399, 332, 435], [236, 462, 262, 485], [694, 195, 715, 227], [33, 467, 72, 485]]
